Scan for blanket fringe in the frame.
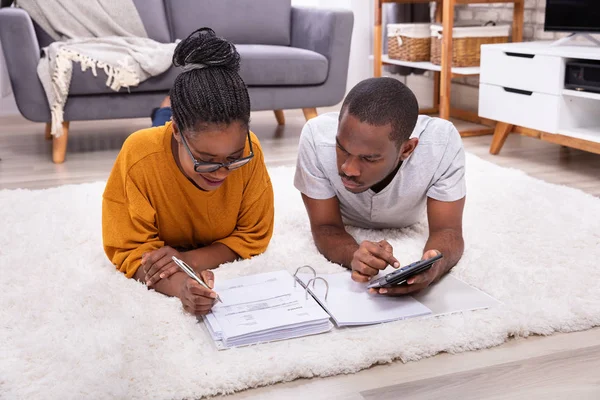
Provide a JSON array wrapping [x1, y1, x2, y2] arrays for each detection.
[[48, 48, 140, 137]]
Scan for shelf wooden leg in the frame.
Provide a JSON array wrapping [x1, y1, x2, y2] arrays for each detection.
[[52, 121, 69, 164], [44, 122, 52, 141], [434, 1, 443, 23], [490, 122, 513, 155], [433, 71, 441, 109], [431, 2, 442, 112], [439, 0, 455, 120], [459, 127, 494, 137], [433, 2, 443, 112], [302, 108, 318, 121], [374, 0, 383, 78], [450, 107, 496, 127], [274, 110, 285, 126], [419, 107, 439, 115], [512, 0, 525, 42]]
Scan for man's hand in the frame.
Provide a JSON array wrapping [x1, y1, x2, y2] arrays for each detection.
[[178, 271, 218, 316], [351, 240, 400, 283], [370, 249, 443, 296], [142, 246, 188, 287]]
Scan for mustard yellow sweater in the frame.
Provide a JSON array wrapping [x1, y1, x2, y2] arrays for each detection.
[[102, 122, 274, 278]]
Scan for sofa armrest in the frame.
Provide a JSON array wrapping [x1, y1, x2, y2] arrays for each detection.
[[291, 7, 353, 103], [291, 7, 353, 60], [0, 8, 49, 122]]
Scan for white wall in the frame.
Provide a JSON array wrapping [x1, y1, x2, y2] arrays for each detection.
[[289, 0, 467, 110]]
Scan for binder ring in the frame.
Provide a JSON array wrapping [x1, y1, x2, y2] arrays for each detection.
[[305, 277, 329, 301], [293, 265, 316, 287]]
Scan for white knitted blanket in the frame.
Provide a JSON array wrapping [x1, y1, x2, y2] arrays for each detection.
[[17, 0, 177, 136]]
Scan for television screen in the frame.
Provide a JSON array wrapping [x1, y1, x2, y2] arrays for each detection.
[[545, 0, 600, 33]]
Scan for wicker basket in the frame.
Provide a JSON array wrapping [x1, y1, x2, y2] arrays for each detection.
[[430, 23, 510, 67], [387, 23, 431, 62]]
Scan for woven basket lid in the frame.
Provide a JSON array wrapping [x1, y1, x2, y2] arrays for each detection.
[[430, 23, 510, 38], [387, 23, 431, 38]]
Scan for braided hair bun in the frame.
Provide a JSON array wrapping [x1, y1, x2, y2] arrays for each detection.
[[170, 28, 250, 133], [173, 27, 241, 72]]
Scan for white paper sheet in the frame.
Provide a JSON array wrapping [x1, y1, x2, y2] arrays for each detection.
[[413, 274, 502, 316], [296, 271, 501, 327], [204, 270, 333, 349], [296, 271, 432, 326]]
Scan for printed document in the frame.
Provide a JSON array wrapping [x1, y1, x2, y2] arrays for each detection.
[[204, 270, 333, 349]]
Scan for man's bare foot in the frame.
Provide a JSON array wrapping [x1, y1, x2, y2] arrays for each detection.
[[159, 96, 171, 108]]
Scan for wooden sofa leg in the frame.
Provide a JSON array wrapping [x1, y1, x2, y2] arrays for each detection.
[[302, 108, 318, 121], [52, 121, 70, 164], [274, 110, 285, 125], [45, 122, 52, 141]]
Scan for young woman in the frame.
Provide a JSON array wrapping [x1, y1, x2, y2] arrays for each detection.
[[102, 28, 274, 316]]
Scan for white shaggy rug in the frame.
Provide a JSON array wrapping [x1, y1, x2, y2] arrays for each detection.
[[1, 153, 599, 400]]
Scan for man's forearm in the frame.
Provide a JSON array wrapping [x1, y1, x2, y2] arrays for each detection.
[[313, 224, 359, 268], [184, 242, 238, 273], [424, 228, 464, 275]]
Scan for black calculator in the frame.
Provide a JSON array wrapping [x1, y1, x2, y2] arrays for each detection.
[[366, 253, 443, 289]]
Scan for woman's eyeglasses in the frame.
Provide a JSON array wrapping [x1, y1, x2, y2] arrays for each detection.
[[179, 130, 254, 173]]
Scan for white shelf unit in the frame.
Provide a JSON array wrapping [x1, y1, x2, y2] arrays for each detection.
[[372, 0, 526, 138], [381, 55, 481, 76], [562, 89, 600, 101], [479, 41, 600, 155], [558, 127, 600, 144]]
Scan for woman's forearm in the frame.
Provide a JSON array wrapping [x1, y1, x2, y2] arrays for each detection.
[[183, 242, 239, 272]]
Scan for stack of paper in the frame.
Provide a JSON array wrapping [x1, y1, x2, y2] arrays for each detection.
[[203, 270, 333, 349], [296, 272, 432, 326]]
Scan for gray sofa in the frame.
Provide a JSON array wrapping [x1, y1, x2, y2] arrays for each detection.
[[0, 0, 353, 163]]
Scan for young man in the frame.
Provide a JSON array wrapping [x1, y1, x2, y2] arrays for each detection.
[[294, 77, 465, 296]]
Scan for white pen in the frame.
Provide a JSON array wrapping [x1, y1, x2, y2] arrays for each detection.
[[171, 256, 223, 303]]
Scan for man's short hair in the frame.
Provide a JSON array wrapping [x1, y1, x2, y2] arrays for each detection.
[[339, 77, 419, 146]]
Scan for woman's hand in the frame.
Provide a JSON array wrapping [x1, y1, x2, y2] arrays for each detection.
[[142, 246, 190, 287], [178, 271, 217, 316]]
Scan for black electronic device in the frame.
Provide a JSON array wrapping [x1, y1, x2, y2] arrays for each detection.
[[545, 0, 600, 34], [367, 253, 443, 289], [565, 59, 600, 94]]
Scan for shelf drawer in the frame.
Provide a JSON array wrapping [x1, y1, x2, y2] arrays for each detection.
[[480, 47, 564, 95], [478, 83, 560, 133]]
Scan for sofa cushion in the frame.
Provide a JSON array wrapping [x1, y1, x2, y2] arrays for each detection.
[[237, 45, 328, 86], [165, 0, 291, 45], [68, 45, 328, 95]]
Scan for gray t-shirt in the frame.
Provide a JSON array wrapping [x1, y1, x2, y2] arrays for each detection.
[[293, 112, 466, 229]]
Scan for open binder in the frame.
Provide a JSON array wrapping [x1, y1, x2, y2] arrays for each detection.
[[203, 267, 500, 350], [294, 265, 501, 327], [293, 265, 432, 327]]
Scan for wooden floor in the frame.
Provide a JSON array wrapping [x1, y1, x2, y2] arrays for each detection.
[[1, 109, 599, 399], [1, 109, 599, 194]]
